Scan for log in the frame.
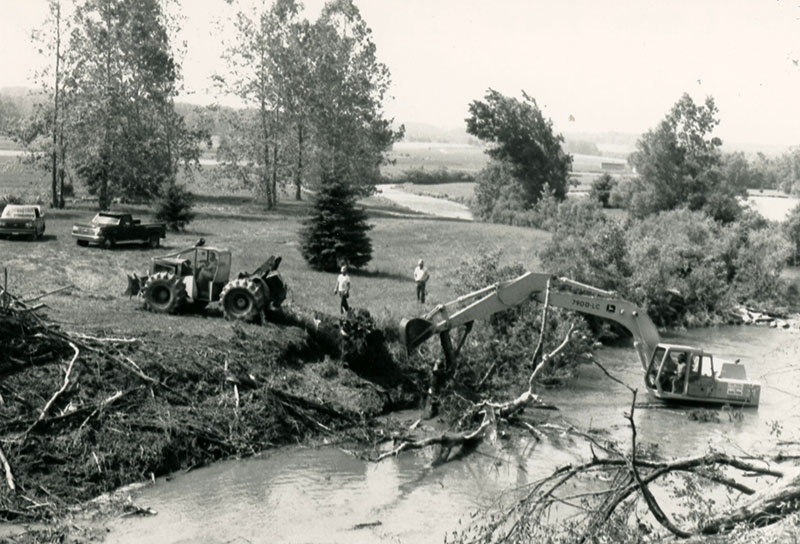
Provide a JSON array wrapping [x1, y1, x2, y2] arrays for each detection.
[[701, 469, 800, 534]]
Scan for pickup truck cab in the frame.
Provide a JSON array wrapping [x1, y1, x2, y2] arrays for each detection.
[[0, 205, 46, 240], [72, 212, 166, 249]]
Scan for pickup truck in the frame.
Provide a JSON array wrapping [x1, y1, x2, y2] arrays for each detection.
[[72, 212, 166, 249], [0, 204, 46, 240]]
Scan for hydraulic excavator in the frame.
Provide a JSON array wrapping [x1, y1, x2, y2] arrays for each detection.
[[401, 272, 761, 407]]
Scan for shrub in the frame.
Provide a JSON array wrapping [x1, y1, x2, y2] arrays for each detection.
[[299, 174, 373, 272], [541, 207, 794, 326], [732, 227, 792, 303], [392, 167, 474, 185], [589, 173, 616, 208], [155, 183, 195, 231], [785, 203, 800, 265]]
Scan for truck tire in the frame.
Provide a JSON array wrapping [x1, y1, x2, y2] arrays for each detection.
[[143, 272, 187, 314], [102, 236, 115, 250], [148, 234, 160, 248], [76, 240, 89, 247], [221, 278, 266, 322]]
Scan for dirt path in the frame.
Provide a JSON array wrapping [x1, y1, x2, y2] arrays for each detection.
[[375, 184, 473, 220]]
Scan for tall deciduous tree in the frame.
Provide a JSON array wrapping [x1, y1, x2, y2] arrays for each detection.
[[627, 93, 741, 221], [67, 0, 202, 209], [216, 0, 295, 209], [27, 0, 72, 208], [466, 89, 573, 213], [308, 0, 402, 194], [217, 0, 402, 205]]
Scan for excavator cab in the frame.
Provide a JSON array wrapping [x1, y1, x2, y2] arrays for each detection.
[[645, 344, 760, 407]]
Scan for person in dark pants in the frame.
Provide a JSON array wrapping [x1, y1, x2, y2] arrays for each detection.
[[334, 265, 351, 314], [414, 259, 429, 303]]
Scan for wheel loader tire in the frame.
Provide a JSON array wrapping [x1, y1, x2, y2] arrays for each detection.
[[221, 278, 266, 323], [143, 272, 187, 314]]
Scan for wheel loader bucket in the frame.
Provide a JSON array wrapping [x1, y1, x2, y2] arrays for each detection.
[[400, 317, 436, 353], [124, 273, 147, 297]]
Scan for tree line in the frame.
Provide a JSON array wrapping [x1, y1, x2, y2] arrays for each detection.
[[3, 0, 400, 217], [466, 89, 799, 323]]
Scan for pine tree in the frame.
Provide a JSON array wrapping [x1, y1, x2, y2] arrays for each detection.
[[155, 182, 195, 231], [300, 174, 372, 271]]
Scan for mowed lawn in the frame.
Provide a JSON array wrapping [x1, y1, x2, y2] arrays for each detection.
[[0, 157, 551, 339]]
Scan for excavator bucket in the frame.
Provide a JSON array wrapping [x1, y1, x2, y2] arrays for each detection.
[[400, 317, 436, 353], [124, 273, 147, 297]]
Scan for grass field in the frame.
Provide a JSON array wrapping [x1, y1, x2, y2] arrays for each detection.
[[398, 181, 476, 204], [0, 154, 550, 338], [383, 142, 488, 178]]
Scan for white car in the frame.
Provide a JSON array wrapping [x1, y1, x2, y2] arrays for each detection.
[[0, 204, 46, 240]]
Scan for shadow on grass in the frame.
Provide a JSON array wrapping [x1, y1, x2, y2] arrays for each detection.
[[366, 209, 473, 222], [353, 268, 409, 282], [0, 234, 55, 243]]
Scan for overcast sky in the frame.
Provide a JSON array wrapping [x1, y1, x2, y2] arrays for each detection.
[[2, 0, 800, 146]]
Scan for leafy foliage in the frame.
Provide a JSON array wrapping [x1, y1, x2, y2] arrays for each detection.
[[627, 93, 742, 221], [590, 173, 617, 208], [390, 167, 474, 185], [785, 203, 800, 265], [155, 183, 195, 231], [34, 0, 206, 209], [466, 89, 572, 217], [444, 249, 593, 395], [299, 174, 372, 271], [540, 206, 792, 326], [217, 0, 402, 206]]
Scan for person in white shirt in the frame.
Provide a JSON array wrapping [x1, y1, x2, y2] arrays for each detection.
[[414, 259, 430, 303], [334, 265, 351, 314]]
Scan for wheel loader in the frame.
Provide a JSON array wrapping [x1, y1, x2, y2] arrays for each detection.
[[125, 239, 286, 322]]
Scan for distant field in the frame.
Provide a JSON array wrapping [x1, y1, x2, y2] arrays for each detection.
[[399, 181, 475, 204], [382, 142, 488, 178], [1, 141, 631, 210], [0, 155, 49, 200], [382, 142, 632, 199]]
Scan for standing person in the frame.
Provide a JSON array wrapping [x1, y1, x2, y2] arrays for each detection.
[[414, 259, 430, 303], [334, 265, 351, 314]]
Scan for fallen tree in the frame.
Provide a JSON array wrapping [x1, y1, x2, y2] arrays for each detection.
[[374, 278, 575, 464], [449, 367, 800, 543]]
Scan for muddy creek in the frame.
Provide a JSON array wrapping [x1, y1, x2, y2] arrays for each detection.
[[107, 326, 799, 543]]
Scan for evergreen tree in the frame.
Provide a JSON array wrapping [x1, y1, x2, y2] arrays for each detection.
[[155, 182, 195, 231], [300, 174, 372, 271]]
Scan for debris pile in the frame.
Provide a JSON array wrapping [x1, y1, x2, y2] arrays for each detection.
[[0, 280, 381, 523]]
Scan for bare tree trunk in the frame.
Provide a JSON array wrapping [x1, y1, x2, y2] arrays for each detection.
[[295, 123, 303, 200], [272, 108, 279, 205], [50, 0, 62, 209]]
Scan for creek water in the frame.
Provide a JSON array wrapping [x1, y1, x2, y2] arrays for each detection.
[[107, 326, 799, 544]]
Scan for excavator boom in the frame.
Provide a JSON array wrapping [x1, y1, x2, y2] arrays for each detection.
[[402, 270, 760, 407]]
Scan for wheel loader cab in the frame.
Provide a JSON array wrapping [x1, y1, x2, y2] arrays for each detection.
[[190, 247, 232, 302], [150, 257, 193, 277]]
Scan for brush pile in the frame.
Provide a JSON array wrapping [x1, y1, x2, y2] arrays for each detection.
[[0, 279, 376, 523]]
